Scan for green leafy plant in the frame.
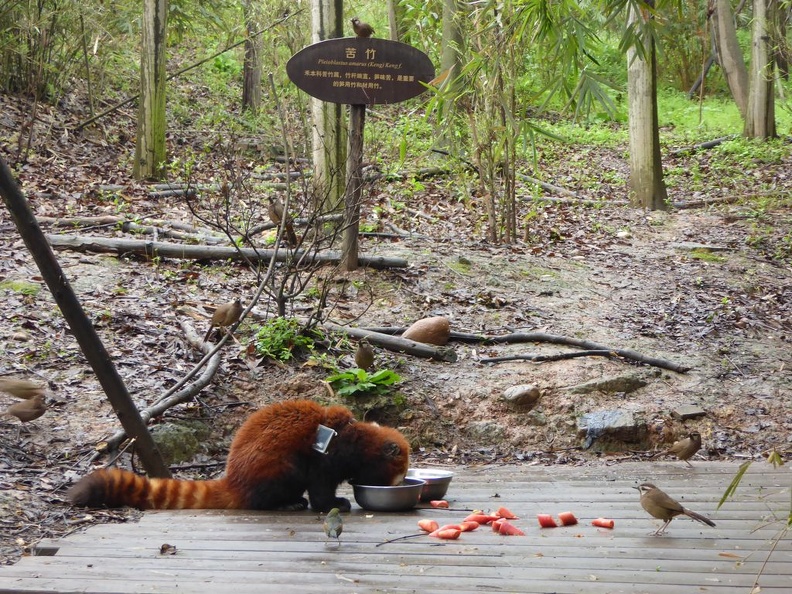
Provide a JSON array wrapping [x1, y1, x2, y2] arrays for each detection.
[[327, 369, 401, 398], [253, 317, 318, 361]]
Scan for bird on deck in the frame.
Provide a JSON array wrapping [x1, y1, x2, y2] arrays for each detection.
[[323, 507, 344, 546], [204, 299, 243, 342], [351, 17, 375, 38], [635, 482, 716, 536], [267, 196, 298, 246], [652, 432, 702, 467], [354, 339, 375, 371], [0, 378, 45, 400]]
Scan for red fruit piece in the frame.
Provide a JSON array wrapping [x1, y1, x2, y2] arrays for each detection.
[[537, 513, 558, 528], [592, 517, 615, 529], [429, 500, 449, 508], [495, 506, 518, 519], [417, 519, 439, 533], [497, 521, 526, 536], [464, 513, 499, 525], [492, 518, 506, 533], [558, 511, 578, 526], [429, 528, 461, 539], [459, 521, 480, 532]]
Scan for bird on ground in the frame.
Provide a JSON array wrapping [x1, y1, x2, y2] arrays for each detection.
[[0, 378, 45, 400], [267, 196, 298, 246], [652, 432, 702, 467], [354, 339, 375, 371], [634, 482, 716, 536], [204, 299, 243, 342], [6, 393, 47, 423], [323, 507, 343, 546], [351, 17, 375, 38]]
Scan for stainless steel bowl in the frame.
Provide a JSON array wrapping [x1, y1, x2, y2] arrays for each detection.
[[350, 478, 425, 511], [406, 468, 454, 502]]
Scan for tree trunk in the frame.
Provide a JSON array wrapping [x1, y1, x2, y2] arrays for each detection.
[[310, 0, 346, 217], [626, 2, 668, 210], [242, 1, 262, 114], [134, 0, 168, 181], [434, 0, 465, 151], [711, 0, 750, 118], [744, 0, 777, 138]]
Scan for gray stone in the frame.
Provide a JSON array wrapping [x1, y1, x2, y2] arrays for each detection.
[[467, 421, 505, 442], [151, 421, 211, 465], [577, 409, 648, 451], [566, 374, 648, 395], [671, 404, 707, 420], [502, 384, 541, 409]]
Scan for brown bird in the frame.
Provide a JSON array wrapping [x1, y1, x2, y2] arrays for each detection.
[[652, 432, 702, 467], [6, 393, 47, 423], [267, 196, 298, 246], [204, 299, 243, 342], [0, 378, 45, 400], [323, 507, 343, 547], [351, 17, 374, 38], [635, 483, 716, 536], [354, 339, 375, 371]]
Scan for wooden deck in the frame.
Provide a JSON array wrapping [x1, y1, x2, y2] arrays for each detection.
[[1, 461, 789, 593]]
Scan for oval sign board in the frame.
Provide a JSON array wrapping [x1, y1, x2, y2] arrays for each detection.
[[287, 38, 435, 105]]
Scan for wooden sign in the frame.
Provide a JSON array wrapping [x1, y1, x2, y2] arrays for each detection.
[[286, 38, 435, 105]]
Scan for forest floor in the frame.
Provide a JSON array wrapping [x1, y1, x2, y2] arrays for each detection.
[[1, 93, 790, 565]]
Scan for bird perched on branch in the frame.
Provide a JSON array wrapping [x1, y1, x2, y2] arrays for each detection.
[[635, 482, 716, 536], [351, 17, 375, 38], [267, 196, 298, 246], [354, 339, 375, 371], [652, 432, 701, 467], [0, 378, 45, 400], [204, 299, 243, 342], [323, 507, 343, 546]]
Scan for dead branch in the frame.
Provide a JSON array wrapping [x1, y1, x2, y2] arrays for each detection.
[[480, 350, 617, 363], [45, 234, 409, 269], [92, 320, 223, 458], [323, 323, 458, 362]]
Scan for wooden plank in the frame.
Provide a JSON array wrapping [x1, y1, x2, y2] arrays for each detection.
[[1, 461, 788, 594]]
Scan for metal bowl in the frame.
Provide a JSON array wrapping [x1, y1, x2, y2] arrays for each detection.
[[350, 478, 425, 511], [406, 468, 454, 502]]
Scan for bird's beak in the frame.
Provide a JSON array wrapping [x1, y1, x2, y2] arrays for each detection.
[[632, 486, 641, 491]]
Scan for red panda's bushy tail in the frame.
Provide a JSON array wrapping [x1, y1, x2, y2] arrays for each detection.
[[67, 468, 242, 510]]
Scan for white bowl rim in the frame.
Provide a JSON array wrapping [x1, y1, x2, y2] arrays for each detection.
[[406, 468, 454, 479], [350, 477, 425, 489]]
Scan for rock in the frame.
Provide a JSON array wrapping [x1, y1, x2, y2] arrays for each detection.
[[402, 316, 450, 345], [467, 421, 504, 442], [566, 373, 648, 395], [151, 421, 212, 465], [502, 384, 542, 409], [671, 404, 707, 421], [577, 409, 648, 451]]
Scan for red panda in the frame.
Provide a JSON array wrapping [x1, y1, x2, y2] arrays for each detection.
[[68, 399, 409, 512]]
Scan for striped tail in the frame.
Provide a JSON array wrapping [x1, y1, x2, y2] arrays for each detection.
[[67, 468, 241, 510], [683, 508, 716, 527]]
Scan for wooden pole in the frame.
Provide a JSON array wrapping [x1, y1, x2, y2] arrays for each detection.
[[342, 104, 366, 271], [0, 156, 171, 478]]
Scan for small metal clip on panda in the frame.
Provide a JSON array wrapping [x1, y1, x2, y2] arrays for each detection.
[[313, 424, 337, 454]]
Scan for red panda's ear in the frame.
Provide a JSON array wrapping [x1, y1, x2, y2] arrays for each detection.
[[382, 442, 402, 459]]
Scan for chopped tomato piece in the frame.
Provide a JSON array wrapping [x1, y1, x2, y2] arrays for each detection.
[[491, 518, 506, 533], [459, 521, 480, 532], [495, 506, 518, 519], [497, 521, 526, 536], [591, 517, 615, 529], [417, 519, 439, 532], [464, 513, 499, 525], [429, 500, 449, 508], [537, 513, 558, 528], [558, 511, 578, 526], [428, 528, 461, 539]]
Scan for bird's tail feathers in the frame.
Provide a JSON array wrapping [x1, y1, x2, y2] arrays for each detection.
[[683, 508, 716, 527]]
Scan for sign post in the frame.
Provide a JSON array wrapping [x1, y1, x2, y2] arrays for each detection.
[[287, 37, 434, 270]]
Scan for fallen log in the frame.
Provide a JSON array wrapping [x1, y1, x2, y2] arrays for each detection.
[[323, 323, 457, 362], [45, 234, 409, 269]]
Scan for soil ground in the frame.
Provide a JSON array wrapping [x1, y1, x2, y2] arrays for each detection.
[[1, 94, 790, 565]]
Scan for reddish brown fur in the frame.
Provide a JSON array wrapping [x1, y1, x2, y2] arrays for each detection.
[[68, 400, 409, 512]]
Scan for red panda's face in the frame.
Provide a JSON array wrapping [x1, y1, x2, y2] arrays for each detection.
[[351, 423, 410, 486]]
